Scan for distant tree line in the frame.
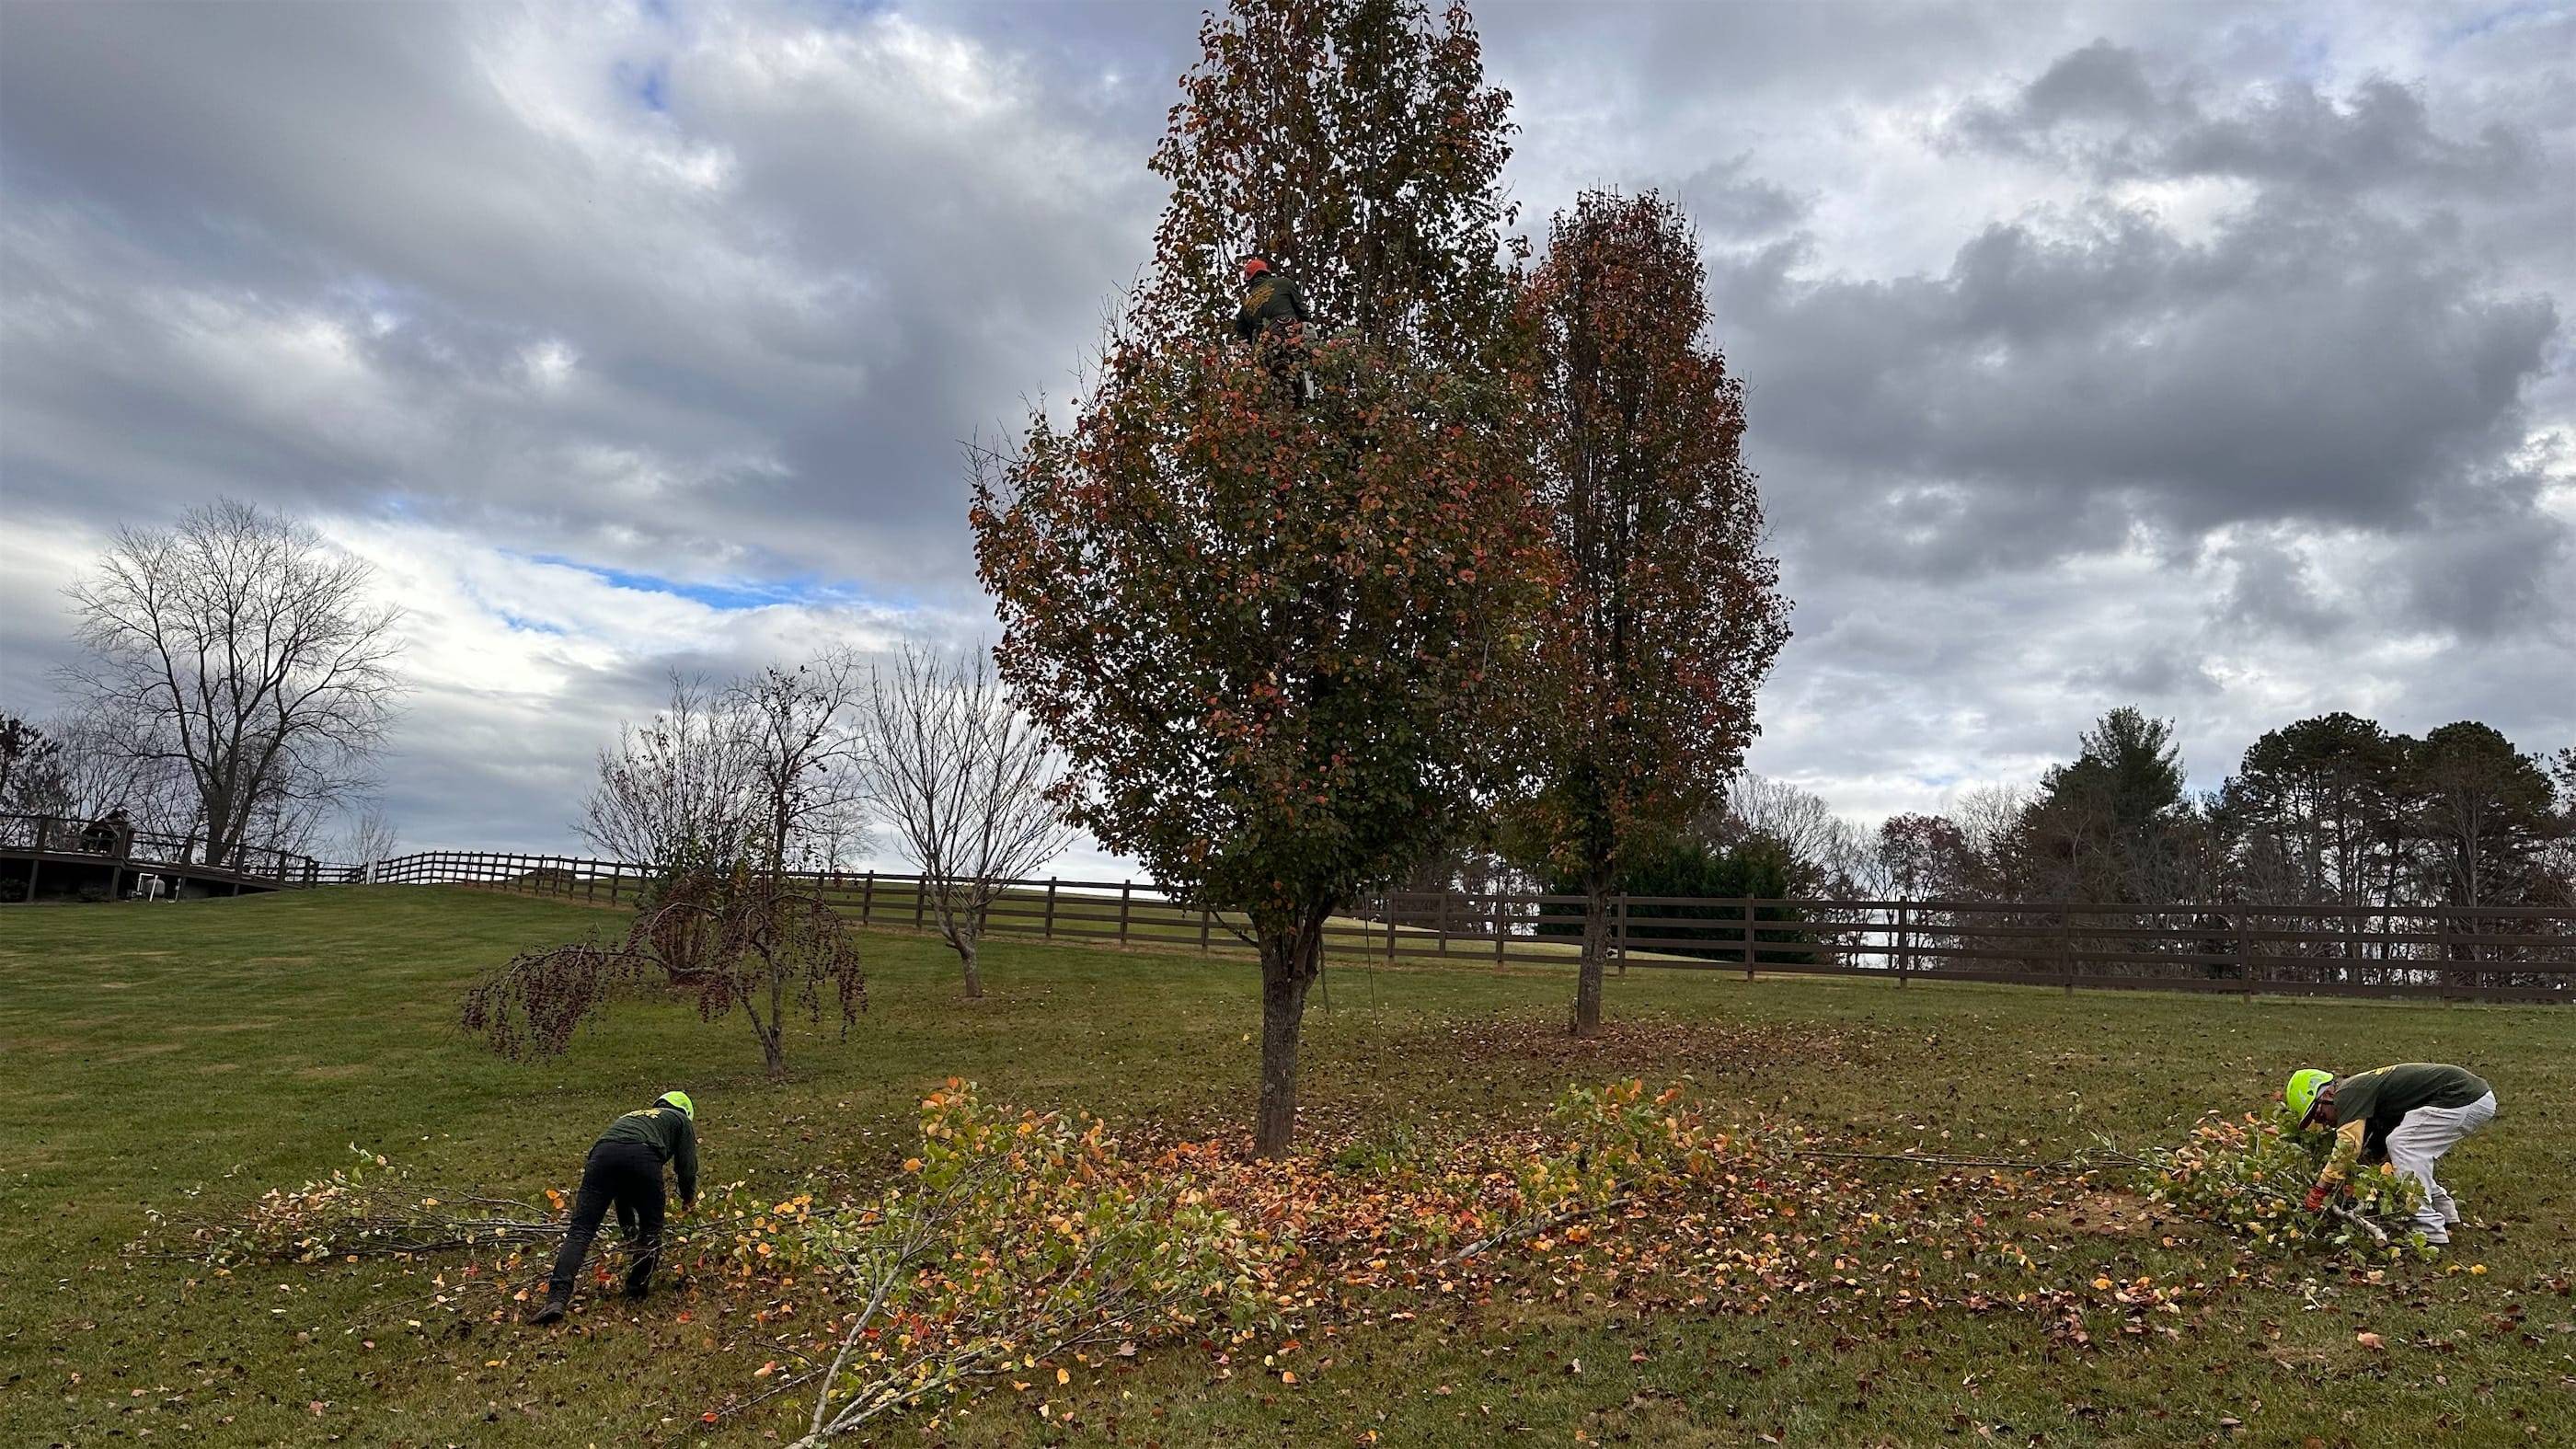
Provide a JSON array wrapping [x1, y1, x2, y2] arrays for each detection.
[[1396, 705, 2572, 931], [1866, 707, 2573, 915]]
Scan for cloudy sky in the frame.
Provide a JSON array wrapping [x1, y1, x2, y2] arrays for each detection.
[[3, 0, 2570, 867]]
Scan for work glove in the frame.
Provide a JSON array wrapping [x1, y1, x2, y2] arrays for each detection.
[[2304, 1184, 2332, 1213]]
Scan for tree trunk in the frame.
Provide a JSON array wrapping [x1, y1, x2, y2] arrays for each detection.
[[1572, 868, 1610, 1038], [1254, 915, 1322, 1157], [959, 933, 983, 1000], [762, 970, 788, 1080]]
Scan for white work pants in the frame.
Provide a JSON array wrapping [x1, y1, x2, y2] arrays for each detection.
[[2382, 1092, 2498, 1238]]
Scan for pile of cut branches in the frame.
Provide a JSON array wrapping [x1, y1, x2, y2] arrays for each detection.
[[779, 1082, 1282, 1443], [2113, 1110, 2432, 1258], [148, 1148, 571, 1268]]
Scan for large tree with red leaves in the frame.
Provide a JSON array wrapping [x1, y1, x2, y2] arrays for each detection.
[[1507, 189, 1789, 1037], [972, 0, 1536, 1155]]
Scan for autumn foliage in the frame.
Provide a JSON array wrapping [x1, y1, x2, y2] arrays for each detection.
[[2128, 1110, 2435, 1257], [972, 0, 1536, 1156], [789, 1083, 1281, 1441], [1509, 189, 1790, 1035]]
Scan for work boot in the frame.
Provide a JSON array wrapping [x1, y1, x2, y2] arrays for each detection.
[[623, 1272, 653, 1301], [525, 1288, 570, 1325]]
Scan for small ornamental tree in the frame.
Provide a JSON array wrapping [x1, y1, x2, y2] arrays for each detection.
[[1507, 190, 1788, 1036], [972, 0, 1537, 1156], [468, 650, 869, 1078], [464, 866, 864, 1081]]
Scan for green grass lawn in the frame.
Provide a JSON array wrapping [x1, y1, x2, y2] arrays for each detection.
[[2, 887, 2570, 1446]]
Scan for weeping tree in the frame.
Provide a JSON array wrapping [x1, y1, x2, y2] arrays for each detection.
[[972, 0, 1538, 1156], [1506, 190, 1788, 1036], [468, 650, 870, 1078], [464, 869, 865, 1081]]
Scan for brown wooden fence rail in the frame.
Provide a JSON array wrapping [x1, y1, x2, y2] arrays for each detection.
[[359, 849, 2576, 1004], [1, 811, 333, 900]]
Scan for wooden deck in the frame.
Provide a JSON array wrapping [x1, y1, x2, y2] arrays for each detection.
[[1, 812, 332, 903]]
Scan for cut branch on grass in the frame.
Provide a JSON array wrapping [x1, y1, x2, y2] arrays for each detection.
[[779, 1082, 1279, 1442], [152, 1151, 578, 1268], [2112, 1116, 2421, 1254]]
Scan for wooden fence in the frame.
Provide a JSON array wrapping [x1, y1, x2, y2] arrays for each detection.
[[0, 811, 331, 899], [362, 849, 2575, 1003]]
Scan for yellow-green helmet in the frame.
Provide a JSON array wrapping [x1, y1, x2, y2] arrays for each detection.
[[657, 1089, 695, 1121], [2284, 1070, 2333, 1126]]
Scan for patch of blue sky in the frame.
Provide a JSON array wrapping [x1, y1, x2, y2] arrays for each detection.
[[520, 552, 863, 612], [498, 612, 567, 636], [625, 58, 670, 112], [2434, 3, 2559, 51]]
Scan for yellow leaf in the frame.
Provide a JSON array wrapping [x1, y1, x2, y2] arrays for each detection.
[[1056, 1367, 1070, 1385]]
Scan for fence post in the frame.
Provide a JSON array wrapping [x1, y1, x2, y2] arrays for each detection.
[[2237, 911, 2257, 999], [858, 869, 876, 923], [1742, 899, 1755, 982], [914, 876, 928, 930], [1493, 895, 1508, 972], [1437, 891, 1451, 959], [1614, 893, 1629, 976], [2436, 910, 2455, 998], [1118, 882, 1133, 947], [1895, 901, 1909, 988], [1043, 878, 1057, 940], [1386, 892, 1397, 964], [1199, 901, 1213, 954], [2059, 910, 2076, 995]]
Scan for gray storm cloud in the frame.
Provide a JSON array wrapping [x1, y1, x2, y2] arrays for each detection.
[[2, 0, 2568, 851]]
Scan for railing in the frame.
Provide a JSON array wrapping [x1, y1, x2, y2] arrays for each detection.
[[362, 849, 2575, 1004], [0, 811, 328, 892]]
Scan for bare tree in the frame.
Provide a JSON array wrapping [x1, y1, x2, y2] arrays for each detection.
[[576, 673, 760, 869], [856, 643, 1073, 998], [1945, 781, 2035, 899], [59, 499, 403, 868], [1707, 773, 1869, 894], [0, 716, 58, 813], [3, 707, 197, 836], [333, 803, 401, 880], [730, 650, 869, 880]]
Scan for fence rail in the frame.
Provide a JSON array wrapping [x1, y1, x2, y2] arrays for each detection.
[[361, 848, 2576, 1004]]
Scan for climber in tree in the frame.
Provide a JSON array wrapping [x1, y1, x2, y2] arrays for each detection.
[[1235, 252, 1314, 407]]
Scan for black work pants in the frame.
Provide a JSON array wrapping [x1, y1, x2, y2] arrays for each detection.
[[544, 1140, 664, 1297]]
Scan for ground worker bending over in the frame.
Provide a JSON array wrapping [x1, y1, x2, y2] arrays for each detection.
[[528, 1090, 698, 1324], [2286, 1064, 2496, 1246], [1235, 251, 1314, 406]]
